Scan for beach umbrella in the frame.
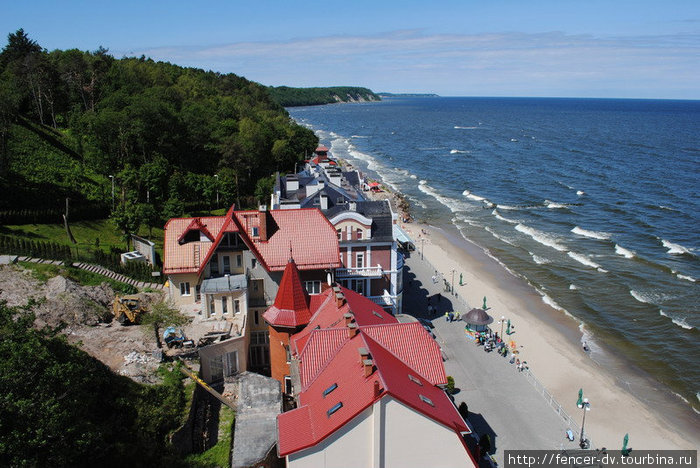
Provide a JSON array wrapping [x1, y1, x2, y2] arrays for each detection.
[[462, 308, 494, 326], [506, 319, 511, 335], [577, 388, 583, 408]]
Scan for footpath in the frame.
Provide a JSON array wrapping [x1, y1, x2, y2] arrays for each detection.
[[402, 252, 581, 465], [14, 256, 164, 291]]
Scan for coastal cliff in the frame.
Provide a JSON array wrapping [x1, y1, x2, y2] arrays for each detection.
[[267, 86, 381, 107]]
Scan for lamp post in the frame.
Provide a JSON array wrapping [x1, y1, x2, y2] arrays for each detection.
[[500, 316, 506, 338], [577, 390, 591, 449], [108, 175, 114, 210], [451, 269, 455, 295], [214, 174, 219, 207], [421, 238, 425, 260]]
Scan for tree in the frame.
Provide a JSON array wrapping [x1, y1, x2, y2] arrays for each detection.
[[140, 300, 188, 349], [446, 375, 455, 394], [111, 201, 141, 249]]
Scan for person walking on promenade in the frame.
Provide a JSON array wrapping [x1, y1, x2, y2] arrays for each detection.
[[445, 312, 449, 322], [448, 311, 454, 322]]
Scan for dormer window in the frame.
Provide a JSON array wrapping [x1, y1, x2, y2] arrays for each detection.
[[252, 226, 259, 237], [357, 229, 364, 240]]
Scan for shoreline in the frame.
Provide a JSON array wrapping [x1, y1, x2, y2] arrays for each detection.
[[360, 181, 699, 449], [400, 219, 699, 450]]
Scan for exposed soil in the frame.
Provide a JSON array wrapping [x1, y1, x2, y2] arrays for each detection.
[[0, 264, 165, 383]]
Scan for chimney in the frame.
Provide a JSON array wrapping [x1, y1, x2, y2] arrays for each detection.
[[374, 380, 382, 398], [358, 346, 369, 361], [258, 209, 268, 241], [336, 292, 346, 308], [363, 358, 374, 377], [348, 322, 358, 338], [344, 313, 354, 326], [320, 193, 328, 210], [286, 175, 299, 192]]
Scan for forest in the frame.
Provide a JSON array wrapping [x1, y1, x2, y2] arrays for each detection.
[[267, 85, 380, 107], [0, 29, 319, 231]]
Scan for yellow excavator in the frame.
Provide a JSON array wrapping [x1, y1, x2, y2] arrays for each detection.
[[112, 295, 146, 325]]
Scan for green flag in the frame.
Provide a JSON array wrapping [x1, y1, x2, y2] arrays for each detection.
[[621, 433, 630, 456], [577, 388, 583, 408]]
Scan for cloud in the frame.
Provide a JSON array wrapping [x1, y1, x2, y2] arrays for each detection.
[[122, 30, 700, 98]]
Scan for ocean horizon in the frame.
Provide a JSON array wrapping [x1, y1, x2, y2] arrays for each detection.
[[288, 96, 700, 414]]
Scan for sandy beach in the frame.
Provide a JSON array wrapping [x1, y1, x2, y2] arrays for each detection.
[[399, 219, 699, 451]]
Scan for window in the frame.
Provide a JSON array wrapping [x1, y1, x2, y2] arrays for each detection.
[[305, 280, 321, 295], [285, 345, 291, 364], [323, 383, 338, 397], [210, 355, 223, 381], [357, 229, 364, 240], [225, 351, 238, 376], [180, 282, 191, 296], [284, 376, 293, 394], [351, 280, 364, 295], [252, 226, 259, 237], [234, 299, 240, 314], [408, 374, 423, 386], [337, 228, 342, 240], [327, 402, 343, 416], [223, 256, 231, 274], [210, 255, 219, 275], [251, 258, 257, 269], [195, 284, 201, 302], [313, 197, 320, 205], [356, 252, 364, 269], [222, 297, 228, 314], [254, 310, 259, 325], [337, 197, 345, 205], [236, 254, 242, 267], [419, 394, 434, 406]]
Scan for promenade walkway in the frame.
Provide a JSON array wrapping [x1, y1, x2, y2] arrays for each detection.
[[402, 252, 581, 465]]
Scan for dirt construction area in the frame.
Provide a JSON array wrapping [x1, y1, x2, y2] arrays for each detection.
[[0, 264, 165, 383]]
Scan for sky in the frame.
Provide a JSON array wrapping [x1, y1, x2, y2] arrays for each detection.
[[2, 0, 699, 99]]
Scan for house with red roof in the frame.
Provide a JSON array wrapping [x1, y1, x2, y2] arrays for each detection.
[[263, 259, 477, 467], [163, 205, 340, 379]]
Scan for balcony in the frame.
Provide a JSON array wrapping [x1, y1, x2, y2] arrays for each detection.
[[367, 292, 396, 307], [335, 265, 384, 279]]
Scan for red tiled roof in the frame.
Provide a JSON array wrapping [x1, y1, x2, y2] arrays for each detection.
[[163, 205, 340, 275], [362, 323, 447, 386], [163, 216, 226, 274], [278, 328, 470, 457], [291, 286, 397, 355], [177, 217, 215, 244], [234, 209, 340, 271], [263, 259, 311, 328], [316, 145, 329, 152]]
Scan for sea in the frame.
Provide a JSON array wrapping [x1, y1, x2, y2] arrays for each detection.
[[288, 97, 700, 416]]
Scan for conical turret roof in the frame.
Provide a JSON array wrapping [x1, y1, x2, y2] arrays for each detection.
[[263, 258, 311, 328]]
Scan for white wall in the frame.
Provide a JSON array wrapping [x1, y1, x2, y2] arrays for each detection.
[[287, 396, 473, 468]]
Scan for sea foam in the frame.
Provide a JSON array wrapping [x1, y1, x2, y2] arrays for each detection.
[[676, 273, 696, 282], [615, 244, 636, 258], [567, 251, 603, 270], [571, 226, 611, 240], [661, 239, 696, 256], [544, 200, 569, 209], [492, 209, 518, 224], [515, 224, 568, 252], [660, 310, 694, 330], [630, 290, 652, 304], [450, 149, 470, 154]]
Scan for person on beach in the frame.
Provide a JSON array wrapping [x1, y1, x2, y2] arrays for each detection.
[[445, 312, 449, 322], [448, 312, 454, 322]]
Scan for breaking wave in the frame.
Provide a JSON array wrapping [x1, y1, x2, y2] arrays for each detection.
[[661, 239, 696, 256], [515, 223, 568, 252], [544, 200, 570, 209], [571, 226, 611, 240], [492, 209, 518, 224], [450, 149, 470, 154], [676, 273, 696, 282], [660, 310, 694, 330], [615, 244, 636, 259], [530, 252, 551, 264], [567, 251, 604, 270], [454, 126, 479, 129]]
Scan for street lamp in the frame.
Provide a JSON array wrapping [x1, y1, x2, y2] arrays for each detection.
[[500, 316, 506, 338], [214, 174, 219, 207], [108, 175, 114, 210], [451, 269, 455, 295], [577, 389, 591, 449], [421, 238, 425, 260]]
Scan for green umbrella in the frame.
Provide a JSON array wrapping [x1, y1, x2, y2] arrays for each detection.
[[577, 388, 583, 408], [621, 433, 630, 456], [506, 319, 511, 335], [459, 273, 463, 286], [483, 296, 488, 309]]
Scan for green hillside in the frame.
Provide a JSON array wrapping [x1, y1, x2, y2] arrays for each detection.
[[0, 29, 318, 224], [267, 86, 381, 107]]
